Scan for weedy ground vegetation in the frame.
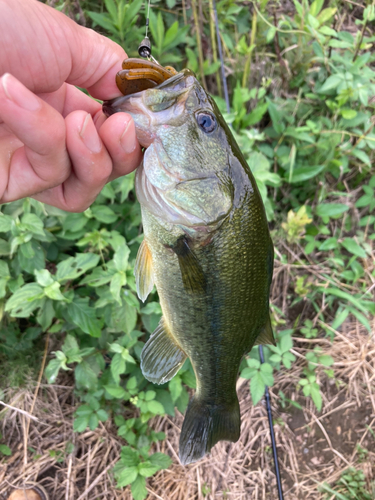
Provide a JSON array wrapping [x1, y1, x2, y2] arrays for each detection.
[[0, 0, 374, 499]]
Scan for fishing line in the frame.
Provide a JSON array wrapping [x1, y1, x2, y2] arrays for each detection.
[[212, 2, 284, 497]]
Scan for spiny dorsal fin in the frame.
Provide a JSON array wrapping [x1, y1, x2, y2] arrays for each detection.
[[134, 239, 154, 302], [254, 314, 275, 346], [172, 237, 206, 294], [141, 318, 187, 384]]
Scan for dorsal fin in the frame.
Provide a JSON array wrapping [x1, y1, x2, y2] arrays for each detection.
[[134, 239, 155, 302], [254, 314, 275, 346]]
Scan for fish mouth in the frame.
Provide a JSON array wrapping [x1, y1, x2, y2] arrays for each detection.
[[102, 69, 196, 148]]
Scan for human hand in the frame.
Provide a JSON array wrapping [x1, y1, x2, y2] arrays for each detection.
[[0, 0, 142, 212]]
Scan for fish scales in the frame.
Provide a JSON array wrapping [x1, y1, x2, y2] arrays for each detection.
[[103, 69, 274, 465]]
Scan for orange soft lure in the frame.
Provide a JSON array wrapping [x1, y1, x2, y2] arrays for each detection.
[[116, 58, 178, 96]]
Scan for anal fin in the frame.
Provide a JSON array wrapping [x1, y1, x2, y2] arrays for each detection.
[[134, 239, 154, 302], [141, 318, 187, 384], [254, 314, 275, 346]]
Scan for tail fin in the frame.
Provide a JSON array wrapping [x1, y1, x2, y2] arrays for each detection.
[[179, 396, 240, 465]]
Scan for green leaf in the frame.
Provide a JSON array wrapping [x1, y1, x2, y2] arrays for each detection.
[[120, 447, 140, 466], [138, 461, 160, 477], [35, 269, 54, 287], [111, 353, 126, 383], [91, 205, 117, 224], [105, 385, 128, 399], [44, 281, 66, 301], [73, 415, 90, 432], [147, 400, 165, 415], [88, 413, 99, 430], [56, 253, 100, 282], [341, 239, 367, 259], [0, 214, 13, 233], [114, 243, 130, 272], [149, 452, 172, 470], [169, 376, 182, 402], [317, 74, 342, 93], [310, 384, 322, 411], [290, 165, 325, 183], [67, 298, 101, 337], [131, 474, 148, 500], [87, 11, 115, 32], [45, 358, 63, 383], [21, 213, 45, 236], [0, 444, 11, 456], [104, 0, 117, 21], [75, 361, 98, 391], [250, 372, 265, 405], [117, 466, 139, 487], [5, 283, 43, 317], [316, 203, 349, 219], [0, 238, 10, 256]]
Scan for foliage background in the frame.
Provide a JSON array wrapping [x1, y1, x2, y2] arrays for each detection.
[[1, 0, 375, 499]]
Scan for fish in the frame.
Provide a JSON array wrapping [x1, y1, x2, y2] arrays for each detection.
[[103, 69, 274, 465]]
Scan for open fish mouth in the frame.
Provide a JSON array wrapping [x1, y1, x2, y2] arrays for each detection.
[[102, 69, 196, 148]]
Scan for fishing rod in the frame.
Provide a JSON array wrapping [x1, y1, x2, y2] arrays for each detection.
[[211, 1, 284, 497]]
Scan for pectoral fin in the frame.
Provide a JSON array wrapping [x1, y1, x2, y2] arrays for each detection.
[[134, 239, 154, 302], [254, 314, 275, 346], [141, 318, 187, 384], [172, 237, 206, 294]]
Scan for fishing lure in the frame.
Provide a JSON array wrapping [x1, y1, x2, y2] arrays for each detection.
[[115, 58, 177, 96]]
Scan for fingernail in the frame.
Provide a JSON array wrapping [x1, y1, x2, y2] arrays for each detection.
[[120, 119, 137, 154], [80, 113, 102, 153], [1, 73, 41, 111]]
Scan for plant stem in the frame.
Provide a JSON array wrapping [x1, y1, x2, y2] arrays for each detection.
[[242, 7, 257, 88], [191, 0, 207, 89], [209, 0, 222, 96]]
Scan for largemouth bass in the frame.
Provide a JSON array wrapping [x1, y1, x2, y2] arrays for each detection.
[[103, 70, 274, 465]]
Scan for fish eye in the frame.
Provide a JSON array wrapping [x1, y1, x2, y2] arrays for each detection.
[[196, 111, 217, 133]]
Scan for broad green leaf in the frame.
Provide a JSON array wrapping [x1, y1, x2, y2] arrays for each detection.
[[341, 239, 367, 259], [310, 384, 322, 411], [75, 360, 98, 391], [56, 253, 100, 282], [169, 376, 182, 402], [290, 165, 325, 183], [73, 415, 90, 433], [250, 372, 265, 405], [35, 269, 54, 287], [21, 213, 45, 236], [111, 353, 126, 383], [0, 237, 10, 256], [316, 203, 349, 219], [149, 452, 172, 469], [5, 283, 43, 317], [131, 474, 148, 500], [317, 74, 342, 93], [0, 444, 11, 456], [147, 400, 165, 415], [117, 466, 139, 487], [67, 298, 101, 337], [114, 243, 130, 272], [87, 11, 114, 32], [0, 214, 12, 233], [138, 461, 160, 477], [120, 447, 140, 467], [105, 385, 128, 399], [45, 358, 63, 383], [44, 281, 66, 301]]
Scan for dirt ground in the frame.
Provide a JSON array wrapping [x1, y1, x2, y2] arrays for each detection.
[[1, 319, 374, 500]]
